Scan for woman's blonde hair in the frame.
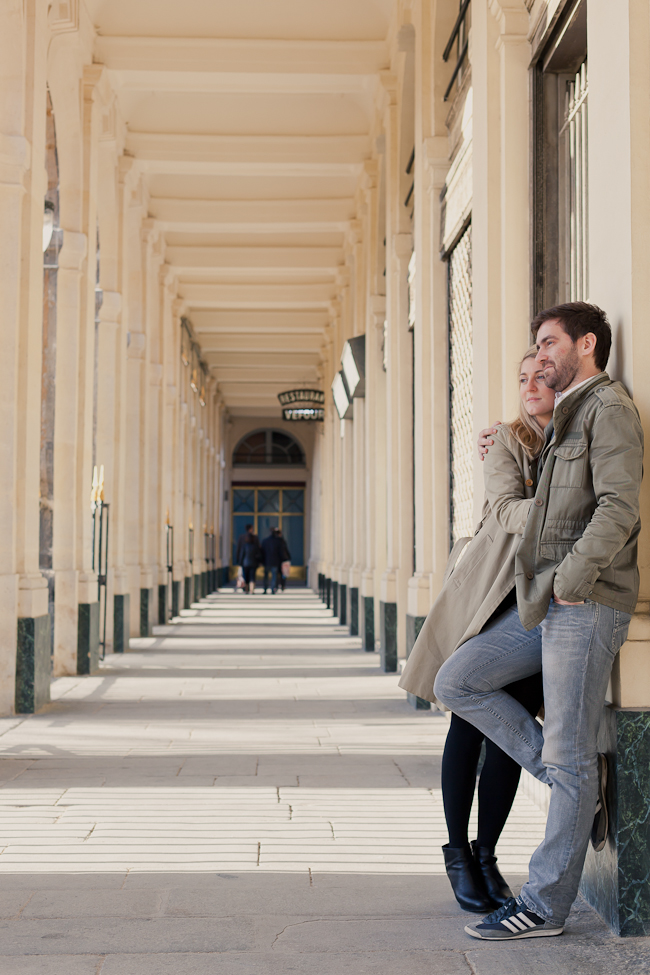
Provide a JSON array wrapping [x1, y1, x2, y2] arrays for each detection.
[[507, 346, 547, 459]]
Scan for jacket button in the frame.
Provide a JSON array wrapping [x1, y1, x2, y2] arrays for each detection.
[[535, 499, 543, 506], [526, 572, 534, 580], [525, 478, 533, 486], [562, 406, 569, 414]]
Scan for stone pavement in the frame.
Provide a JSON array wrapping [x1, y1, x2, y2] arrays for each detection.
[[0, 589, 648, 974]]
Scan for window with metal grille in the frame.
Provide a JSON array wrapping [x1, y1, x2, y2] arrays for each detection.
[[532, 0, 587, 310], [560, 59, 588, 300], [443, 0, 471, 103], [447, 224, 474, 548]]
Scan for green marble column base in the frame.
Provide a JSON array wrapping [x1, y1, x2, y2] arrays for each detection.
[[325, 578, 331, 609], [184, 576, 191, 610], [580, 706, 650, 936], [158, 584, 168, 625], [332, 581, 339, 618], [339, 584, 347, 625], [139, 588, 153, 637], [172, 580, 181, 618], [380, 601, 397, 672], [16, 615, 51, 713], [363, 596, 375, 651], [350, 588, 359, 636], [77, 602, 99, 675], [203, 571, 208, 597], [318, 573, 324, 600], [405, 614, 430, 709], [113, 594, 130, 653]]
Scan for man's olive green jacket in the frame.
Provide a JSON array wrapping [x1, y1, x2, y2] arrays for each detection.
[[515, 372, 643, 630]]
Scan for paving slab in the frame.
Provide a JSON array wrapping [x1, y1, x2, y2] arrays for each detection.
[[99, 949, 469, 975], [1, 957, 104, 975]]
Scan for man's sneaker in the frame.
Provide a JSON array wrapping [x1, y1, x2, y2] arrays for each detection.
[[464, 897, 564, 940], [591, 753, 609, 852]]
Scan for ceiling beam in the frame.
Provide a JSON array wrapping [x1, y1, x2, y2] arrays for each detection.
[[190, 309, 329, 332], [108, 69, 376, 96], [166, 245, 343, 272], [96, 37, 388, 75], [126, 133, 370, 166], [207, 351, 321, 368], [136, 160, 363, 179], [198, 333, 324, 353], [150, 198, 355, 234], [181, 282, 336, 309]]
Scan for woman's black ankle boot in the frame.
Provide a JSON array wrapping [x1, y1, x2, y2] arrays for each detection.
[[442, 844, 495, 913], [471, 842, 513, 906]]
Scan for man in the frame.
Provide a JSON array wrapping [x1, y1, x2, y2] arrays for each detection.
[[261, 527, 282, 594], [275, 529, 291, 592], [235, 524, 257, 592], [434, 302, 643, 941]]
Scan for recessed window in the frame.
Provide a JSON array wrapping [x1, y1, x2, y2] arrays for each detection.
[[232, 429, 305, 467]]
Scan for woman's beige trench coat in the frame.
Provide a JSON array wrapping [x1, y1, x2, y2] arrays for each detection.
[[399, 426, 537, 704]]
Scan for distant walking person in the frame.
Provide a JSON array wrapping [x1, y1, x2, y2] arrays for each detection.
[[261, 528, 282, 594], [276, 529, 291, 591], [236, 526, 261, 594], [261, 528, 291, 593]]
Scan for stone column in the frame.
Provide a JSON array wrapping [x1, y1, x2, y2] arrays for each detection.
[[15, 1, 53, 705], [52, 231, 87, 675], [404, 1, 449, 706], [95, 290, 128, 651], [0, 2, 47, 713], [381, 230, 413, 672], [577, 0, 650, 937], [471, 0, 504, 516], [362, 296, 387, 651]]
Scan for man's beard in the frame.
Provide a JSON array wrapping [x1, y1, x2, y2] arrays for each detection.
[[542, 345, 580, 391]]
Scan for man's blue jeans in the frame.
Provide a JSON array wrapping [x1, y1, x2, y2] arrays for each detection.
[[263, 566, 279, 592], [434, 600, 631, 924]]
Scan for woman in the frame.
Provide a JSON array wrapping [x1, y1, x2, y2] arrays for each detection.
[[399, 348, 555, 913], [236, 529, 261, 594]]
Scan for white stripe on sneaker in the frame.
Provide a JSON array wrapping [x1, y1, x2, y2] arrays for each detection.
[[500, 919, 520, 933], [517, 912, 537, 928], [509, 917, 528, 931]]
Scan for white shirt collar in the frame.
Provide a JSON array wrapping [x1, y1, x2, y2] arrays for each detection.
[[554, 375, 595, 407]]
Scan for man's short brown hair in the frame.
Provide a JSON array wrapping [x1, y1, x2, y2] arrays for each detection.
[[531, 301, 611, 371]]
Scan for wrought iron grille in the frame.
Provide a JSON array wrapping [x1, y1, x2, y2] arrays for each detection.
[[443, 0, 471, 102], [561, 59, 588, 300], [448, 224, 474, 548]]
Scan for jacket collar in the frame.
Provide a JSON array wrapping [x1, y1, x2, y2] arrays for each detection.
[[551, 372, 610, 441]]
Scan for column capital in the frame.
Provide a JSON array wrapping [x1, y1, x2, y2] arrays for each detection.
[[489, 0, 529, 39], [58, 231, 87, 271], [49, 0, 79, 34], [98, 290, 121, 325], [392, 232, 413, 260], [369, 294, 386, 326], [127, 331, 146, 359], [379, 71, 398, 108], [82, 63, 106, 102], [0, 134, 30, 186]]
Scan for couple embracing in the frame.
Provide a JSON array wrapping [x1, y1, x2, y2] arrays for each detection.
[[400, 301, 643, 941]]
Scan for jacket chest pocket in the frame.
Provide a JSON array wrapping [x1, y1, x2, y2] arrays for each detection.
[[550, 441, 588, 489]]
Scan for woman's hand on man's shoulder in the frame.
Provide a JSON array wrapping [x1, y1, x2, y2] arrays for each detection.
[[477, 421, 502, 461]]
